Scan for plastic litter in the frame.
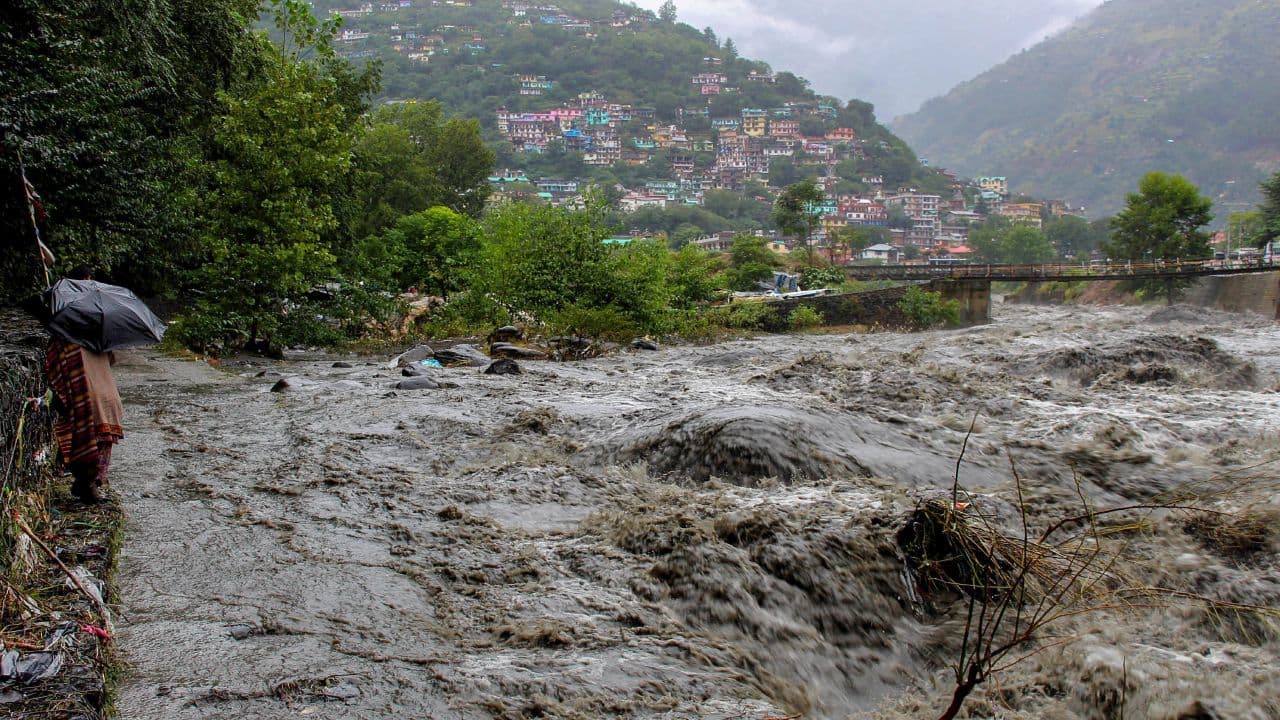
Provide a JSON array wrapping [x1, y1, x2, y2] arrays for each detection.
[[0, 649, 64, 685], [419, 358, 443, 369], [79, 624, 112, 641], [0, 688, 24, 703]]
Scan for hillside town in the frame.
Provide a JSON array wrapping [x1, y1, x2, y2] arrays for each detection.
[[321, 0, 1085, 263]]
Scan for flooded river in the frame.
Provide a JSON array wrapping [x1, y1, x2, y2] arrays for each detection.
[[112, 301, 1279, 719]]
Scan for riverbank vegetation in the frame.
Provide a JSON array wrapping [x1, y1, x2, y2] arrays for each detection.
[[0, 1, 912, 356]]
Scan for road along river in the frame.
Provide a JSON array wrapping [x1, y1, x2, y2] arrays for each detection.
[[112, 301, 1279, 719]]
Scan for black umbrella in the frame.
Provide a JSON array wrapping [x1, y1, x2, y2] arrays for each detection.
[[35, 279, 167, 353]]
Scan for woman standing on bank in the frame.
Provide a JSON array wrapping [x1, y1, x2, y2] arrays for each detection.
[[46, 337, 123, 502], [44, 268, 125, 503]]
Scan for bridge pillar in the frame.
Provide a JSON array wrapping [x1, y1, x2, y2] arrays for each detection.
[[930, 279, 990, 326]]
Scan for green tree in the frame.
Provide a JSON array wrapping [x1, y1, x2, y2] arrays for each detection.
[[772, 179, 824, 263], [1225, 211, 1263, 252], [180, 0, 369, 350], [0, 0, 258, 300], [886, 206, 914, 231], [1106, 171, 1213, 302], [897, 286, 960, 328], [467, 202, 670, 328], [658, 0, 677, 23], [376, 207, 479, 297], [1003, 225, 1056, 264], [1257, 172, 1280, 249], [667, 243, 721, 308], [1045, 214, 1105, 259], [841, 225, 889, 260], [723, 234, 780, 291], [355, 100, 493, 235], [968, 215, 1013, 263]]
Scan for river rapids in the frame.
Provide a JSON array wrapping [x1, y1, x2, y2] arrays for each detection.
[[112, 302, 1280, 719]]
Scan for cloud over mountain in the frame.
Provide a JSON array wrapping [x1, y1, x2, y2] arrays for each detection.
[[632, 0, 1101, 119]]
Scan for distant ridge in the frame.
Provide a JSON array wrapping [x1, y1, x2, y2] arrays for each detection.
[[892, 0, 1280, 217]]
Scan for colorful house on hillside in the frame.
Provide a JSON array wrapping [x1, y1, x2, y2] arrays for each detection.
[[976, 176, 1009, 197], [825, 127, 857, 143]]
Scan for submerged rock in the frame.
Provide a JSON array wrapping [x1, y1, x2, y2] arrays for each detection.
[[489, 342, 547, 360], [603, 405, 965, 487], [630, 338, 660, 351], [484, 359, 521, 375], [395, 376, 457, 391]]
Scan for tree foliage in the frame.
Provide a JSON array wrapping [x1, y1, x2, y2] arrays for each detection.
[[0, 0, 257, 301], [1044, 214, 1109, 259], [174, 0, 378, 351], [772, 179, 824, 261], [1258, 171, 1280, 249], [968, 216, 1056, 264], [354, 101, 494, 237], [1106, 171, 1213, 261], [1106, 171, 1213, 302], [467, 202, 667, 327], [723, 235, 780, 291]]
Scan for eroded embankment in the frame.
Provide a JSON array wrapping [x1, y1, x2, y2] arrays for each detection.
[[112, 302, 1280, 719]]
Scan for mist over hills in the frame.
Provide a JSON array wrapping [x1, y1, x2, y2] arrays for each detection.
[[631, 0, 1102, 120], [892, 0, 1280, 217]]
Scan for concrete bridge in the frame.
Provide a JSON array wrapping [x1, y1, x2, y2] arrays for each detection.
[[837, 259, 1280, 325], [845, 258, 1279, 282], [743, 260, 1279, 330]]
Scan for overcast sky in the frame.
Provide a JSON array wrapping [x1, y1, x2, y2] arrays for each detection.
[[631, 0, 1104, 120]]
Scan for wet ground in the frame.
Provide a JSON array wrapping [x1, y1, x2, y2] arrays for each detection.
[[111, 302, 1280, 719]]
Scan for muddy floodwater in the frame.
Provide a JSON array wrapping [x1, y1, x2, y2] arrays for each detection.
[[112, 302, 1280, 719]]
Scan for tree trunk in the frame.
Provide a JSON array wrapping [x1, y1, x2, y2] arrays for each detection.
[[937, 681, 977, 720]]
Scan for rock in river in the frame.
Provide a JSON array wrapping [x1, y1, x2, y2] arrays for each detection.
[[433, 344, 490, 367]]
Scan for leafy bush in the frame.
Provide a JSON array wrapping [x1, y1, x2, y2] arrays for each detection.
[[723, 301, 775, 329], [897, 286, 961, 328], [799, 266, 845, 290], [167, 307, 250, 356], [788, 305, 823, 329], [469, 202, 672, 329], [547, 304, 638, 341]]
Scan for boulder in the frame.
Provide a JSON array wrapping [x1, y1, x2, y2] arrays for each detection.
[[489, 342, 548, 360], [488, 325, 524, 343], [332, 361, 354, 368], [389, 344, 436, 369], [433, 343, 490, 367], [629, 338, 659, 351], [484, 358, 522, 375], [270, 377, 313, 393]]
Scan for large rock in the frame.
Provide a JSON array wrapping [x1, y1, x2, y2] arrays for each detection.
[[484, 359, 522, 375], [389, 344, 435, 369], [433, 343, 490, 367], [488, 325, 524, 343], [489, 342, 548, 360]]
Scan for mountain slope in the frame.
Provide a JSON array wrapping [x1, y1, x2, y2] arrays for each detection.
[[307, 0, 932, 190], [892, 0, 1280, 216]]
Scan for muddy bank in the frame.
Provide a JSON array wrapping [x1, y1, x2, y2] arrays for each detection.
[[111, 302, 1280, 719]]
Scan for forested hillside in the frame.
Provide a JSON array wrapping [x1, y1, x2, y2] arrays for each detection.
[[893, 0, 1280, 217]]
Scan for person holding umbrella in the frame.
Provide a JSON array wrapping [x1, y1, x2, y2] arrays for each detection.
[[35, 269, 166, 502]]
